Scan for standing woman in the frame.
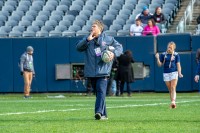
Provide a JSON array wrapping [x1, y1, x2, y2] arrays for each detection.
[[155, 42, 183, 108], [153, 7, 165, 24], [117, 50, 135, 96]]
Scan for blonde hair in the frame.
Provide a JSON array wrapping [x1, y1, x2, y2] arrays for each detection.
[[93, 20, 104, 32], [167, 41, 176, 50]]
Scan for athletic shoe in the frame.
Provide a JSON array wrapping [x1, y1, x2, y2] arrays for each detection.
[[95, 113, 101, 120], [100, 116, 108, 120], [170, 102, 176, 109], [24, 96, 32, 99]]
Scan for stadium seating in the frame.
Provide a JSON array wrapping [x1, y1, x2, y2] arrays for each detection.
[[0, 0, 183, 37]]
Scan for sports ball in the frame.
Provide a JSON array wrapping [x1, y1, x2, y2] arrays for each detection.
[[101, 50, 114, 63]]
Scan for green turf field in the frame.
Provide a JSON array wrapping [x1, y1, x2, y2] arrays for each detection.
[[0, 93, 199, 133]]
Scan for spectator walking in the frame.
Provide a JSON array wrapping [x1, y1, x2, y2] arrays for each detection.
[[117, 50, 135, 97]]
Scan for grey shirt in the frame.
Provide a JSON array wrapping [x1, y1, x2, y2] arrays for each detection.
[[20, 52, 35, 74]]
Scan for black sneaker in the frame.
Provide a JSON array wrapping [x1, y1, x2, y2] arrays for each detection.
[[95, 113, 101, 120]]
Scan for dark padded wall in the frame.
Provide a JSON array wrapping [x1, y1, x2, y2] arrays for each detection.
[[46, 37, 70, 92], [126, 36, 155, 91], [0, 39, 13, 92]]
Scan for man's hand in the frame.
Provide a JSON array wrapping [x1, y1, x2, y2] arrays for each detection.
[[194, 75, 199, 83], [87, 31, 96, 41]]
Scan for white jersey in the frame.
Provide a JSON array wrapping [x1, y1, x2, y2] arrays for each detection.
[[130, 24, 143, 36]]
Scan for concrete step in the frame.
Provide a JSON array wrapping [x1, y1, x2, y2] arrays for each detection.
[[167, 0, 197, 33]]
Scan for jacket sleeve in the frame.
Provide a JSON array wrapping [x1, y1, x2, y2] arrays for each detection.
[[76, 37, 89, 52], [112, 38, 123, 57], [20, 54, 25, 72], [196, 61, 200, 75]]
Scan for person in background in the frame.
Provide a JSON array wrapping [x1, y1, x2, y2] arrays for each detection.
[[153, 7, 165, 24], [20, 46, 35, 99], [196, 48, 200, 64], [196, 14, 200, 24], [194, 48, 200, 93], [117, 50, 135, 97], [106, 57, 118, 96], [143, 19, 160, 36], [155, 42, 183, 109], [76, 20, 123, 120], [135, 6, 153, 26], [130, 18, 143, 36]]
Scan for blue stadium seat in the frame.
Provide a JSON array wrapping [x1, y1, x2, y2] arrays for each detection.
[[0, 30, 8, 37], [5, 20, 18, 27], [123, 24, 132, 31], [151, 0, 164, 5], [9, 30, 22, 37], [59, 0, 72, 6], [104, 30, 117, 36], [59, 20, 71, 27], [38, 11, 51, 17], [36, 15, 49, 22], [49, 30, 62, 37], [22, 31, 36, 37], [109, 24, 123, 31], [139, 0, 151, 5], [18, 20, 32, 27], [36, 30, 49, 37], [82, 25, 91, 32], [0, 26, 12, 33], [12, 26, 26, 32], [27, 26, 40, 32], [62, 30, 76, 37], [0, 15, 7, 22], [45, 20, 58, 28], [68, 25, 82, 32], [76, 30, 90, 37], [55, 25, 67, 32], [0, 11, 9, 17], [117, 30, 130, 36], [41, 25, 54, 32], [32, 20, 45, 28], [73, 20, 86, 27], [56, 5, 69, 12]]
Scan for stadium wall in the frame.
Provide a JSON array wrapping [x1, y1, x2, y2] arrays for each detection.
[[0, 34, 199, 93]]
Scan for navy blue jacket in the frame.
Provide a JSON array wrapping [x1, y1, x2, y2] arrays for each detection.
[[196, 61, 200, 75], [76, 33, 123, 77]]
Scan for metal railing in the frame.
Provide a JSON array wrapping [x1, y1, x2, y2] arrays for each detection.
[[176, 0, 196, 33]]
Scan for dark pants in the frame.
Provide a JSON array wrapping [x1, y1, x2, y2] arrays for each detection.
[[120, 81, 131, 95], [91, 77, 108, 117], [106, 74, 115, 96]]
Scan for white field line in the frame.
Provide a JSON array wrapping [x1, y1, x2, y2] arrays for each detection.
[[0, 100, 199, 116]]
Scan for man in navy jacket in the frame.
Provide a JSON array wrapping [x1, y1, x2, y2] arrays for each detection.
[[76, 20, 123, 120]]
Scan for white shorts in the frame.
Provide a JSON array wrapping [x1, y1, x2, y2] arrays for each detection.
[[163, 72, 178, 81]]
